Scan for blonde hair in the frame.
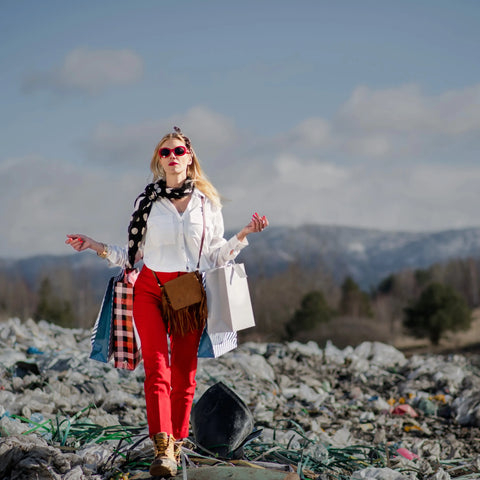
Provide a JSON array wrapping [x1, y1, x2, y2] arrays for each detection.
[[150, 132, 221, 206]]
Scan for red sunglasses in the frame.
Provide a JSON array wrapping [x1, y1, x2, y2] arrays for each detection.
[[159, 146, 189, 158]]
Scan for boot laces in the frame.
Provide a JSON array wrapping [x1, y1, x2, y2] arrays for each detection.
[[153, 433, 175, 456]]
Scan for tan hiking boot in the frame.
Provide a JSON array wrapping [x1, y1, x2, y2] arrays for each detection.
[[150, 432, 177, 478], [174, 439, 183, 464]]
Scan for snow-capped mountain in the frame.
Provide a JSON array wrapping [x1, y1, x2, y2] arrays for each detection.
[[2, 225, 480, 291], [236, 224, 480, 288]]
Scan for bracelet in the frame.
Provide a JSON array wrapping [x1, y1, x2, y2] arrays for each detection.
[[97, 243, 109, 259]]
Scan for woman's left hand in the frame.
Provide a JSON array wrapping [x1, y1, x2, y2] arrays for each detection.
[[237, 212, 269, 241]]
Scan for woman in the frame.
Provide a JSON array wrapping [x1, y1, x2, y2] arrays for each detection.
[[66, 127, 268, 477]]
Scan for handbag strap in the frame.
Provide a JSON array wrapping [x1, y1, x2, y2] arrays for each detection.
[[153, 270, 164, 288], [196, 195, 206, 270], [152, 195, 206, 288]]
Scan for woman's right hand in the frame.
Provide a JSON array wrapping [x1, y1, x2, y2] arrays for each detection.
[[65, 234, 104, 255]]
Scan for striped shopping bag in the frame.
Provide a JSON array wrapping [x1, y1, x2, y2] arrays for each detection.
[[197, 328, 237, 358], [113, 269, 142, 370]]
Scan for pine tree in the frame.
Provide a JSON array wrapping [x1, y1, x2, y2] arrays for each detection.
[[403, 282, 471, 345], [339, 276, 372, 317], [34, 277, 75, 328], [286, 290, 332, 339]]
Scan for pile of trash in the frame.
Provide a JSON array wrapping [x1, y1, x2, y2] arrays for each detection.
[[1, 317, 480, 479]]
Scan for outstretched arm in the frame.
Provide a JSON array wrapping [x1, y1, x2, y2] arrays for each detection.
[[65, 234, 106, 256], [66, 234, 141, 266]]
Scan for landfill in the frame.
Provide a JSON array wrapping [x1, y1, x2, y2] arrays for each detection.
[[1, 318, 480, 479]]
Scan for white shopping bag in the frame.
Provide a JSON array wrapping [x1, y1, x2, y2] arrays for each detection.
[[205, 263, 255, 333]]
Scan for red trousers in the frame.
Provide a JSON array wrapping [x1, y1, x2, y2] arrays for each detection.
[[133, 265, 203, 439]]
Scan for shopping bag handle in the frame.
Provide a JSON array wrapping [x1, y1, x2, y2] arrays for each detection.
[[228, 263, 247, 284]]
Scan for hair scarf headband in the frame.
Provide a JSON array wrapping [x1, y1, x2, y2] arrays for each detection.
[[126, 178, 195, 268]]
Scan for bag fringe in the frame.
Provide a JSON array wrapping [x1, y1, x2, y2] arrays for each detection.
[[161, 289, 208, 337]]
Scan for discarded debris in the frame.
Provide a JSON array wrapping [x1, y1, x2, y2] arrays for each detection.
[[1, 317, 480, 479]]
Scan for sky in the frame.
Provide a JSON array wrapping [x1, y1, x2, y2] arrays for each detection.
[[1, 0, 480, 259]]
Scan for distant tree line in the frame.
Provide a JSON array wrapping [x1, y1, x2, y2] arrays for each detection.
[[0, 264, 103, 329], [247, 257, 478, 347], [0, 256, 478, 347]]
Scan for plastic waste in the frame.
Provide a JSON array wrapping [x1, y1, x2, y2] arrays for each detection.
[[353, 342, 407, 368], [351, 467, 408, 479], [14, 361, 40, 378], [396, 447, 419, 460], [331, 426, 352, 447], [234, 352, 277, 383], [304, 442, 329, 462], [453, 392, 480, 426], [74, 444, 113, 474], [27, 346, 44, 355], [0, 415, 30, 436], [2, 317, 480, 479], [29, 412, 44, 425], [413, 396, 437, 416], [428, 468, 451, 480], [391, 404, 418, 417]]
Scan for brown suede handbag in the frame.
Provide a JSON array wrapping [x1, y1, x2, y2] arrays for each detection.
[[152, 197, 208, 336], [158, 270, 205, 310]]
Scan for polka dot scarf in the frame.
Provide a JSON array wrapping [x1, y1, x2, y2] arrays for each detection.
[[126, 178, 195, 268]]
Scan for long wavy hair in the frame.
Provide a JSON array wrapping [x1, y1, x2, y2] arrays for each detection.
[[150, 132, 221, 206]]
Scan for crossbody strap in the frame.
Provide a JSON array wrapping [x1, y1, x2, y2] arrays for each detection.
[[196, 195, 206, 270]]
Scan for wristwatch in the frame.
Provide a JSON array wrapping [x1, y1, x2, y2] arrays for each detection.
[[97, 243, 109, 259]]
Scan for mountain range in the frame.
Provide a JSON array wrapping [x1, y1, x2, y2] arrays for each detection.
[[2, 224, 480, 292], [236, 224, 480, 288]]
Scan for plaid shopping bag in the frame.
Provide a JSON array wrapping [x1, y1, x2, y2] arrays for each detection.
[[113, 269, 142, 370]]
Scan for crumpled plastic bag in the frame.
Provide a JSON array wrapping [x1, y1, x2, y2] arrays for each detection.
[[453, 392, 480, 426], [391, 404, 418, 417], [351, 467, 408, 479]]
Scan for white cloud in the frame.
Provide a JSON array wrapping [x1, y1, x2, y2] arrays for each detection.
[[82, 106, 240, 168], [4, 81, 480, 258], [84, 120, 165, 167], [179, 106, 240, 152], [3, 145, 480, 260], [405, 164, 480, 204], [0, 107, 243, 257], [337, 84, 430, 133], [287, 117, 332, 148], [0, 155, 145, 258], [334, 83, 480, 158], [22, 48, 143, 95], [342, 134, 393, 158], [355, 163, 480, 231], [274, 154, 348, 190], [222, 160, 480, 234], [337, 84, 480, 135], [432, 84, 480, 135]]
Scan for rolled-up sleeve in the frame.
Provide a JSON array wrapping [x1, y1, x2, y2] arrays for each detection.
[[204, 206, 248, 268], [105, 244, 128, 268], [219, 234, 248, 263]]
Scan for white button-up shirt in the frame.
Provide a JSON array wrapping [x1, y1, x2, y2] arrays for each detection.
[[106, 190, 248, 272]]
